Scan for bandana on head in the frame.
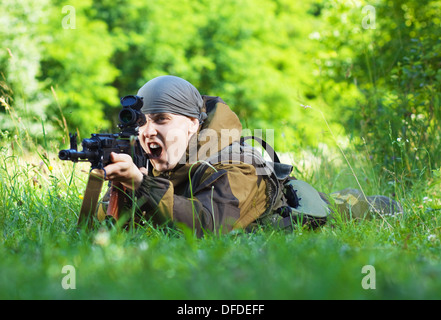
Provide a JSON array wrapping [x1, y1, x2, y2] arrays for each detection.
[[137, 75, 207, 123]]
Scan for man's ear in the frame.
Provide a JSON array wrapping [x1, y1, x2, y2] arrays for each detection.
[[188, 117, 200, 135]]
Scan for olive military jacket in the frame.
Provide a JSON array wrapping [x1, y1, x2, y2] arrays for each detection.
[[97, 97, 403, 234], [130, 96, 278, 236]]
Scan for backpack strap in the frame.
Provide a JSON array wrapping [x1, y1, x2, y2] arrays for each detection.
[[240, 135, 293, 182], [240, 136, 281, 164]]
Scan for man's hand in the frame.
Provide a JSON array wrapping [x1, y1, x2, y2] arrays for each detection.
[[104, 152, 147, 190]]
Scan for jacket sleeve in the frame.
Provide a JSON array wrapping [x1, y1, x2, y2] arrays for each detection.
[[134, 162, 268, 236]]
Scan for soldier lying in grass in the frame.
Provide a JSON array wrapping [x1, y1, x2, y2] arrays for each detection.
[[100, 75, 402, 235]]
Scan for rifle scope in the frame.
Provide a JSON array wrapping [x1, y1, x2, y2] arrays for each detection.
[[119, 95, 146, 127]]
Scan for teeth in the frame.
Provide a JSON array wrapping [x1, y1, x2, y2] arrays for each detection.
[[150, 143, 160, 149]]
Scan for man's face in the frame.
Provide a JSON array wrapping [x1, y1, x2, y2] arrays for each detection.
[[139, 113, 199, 172]]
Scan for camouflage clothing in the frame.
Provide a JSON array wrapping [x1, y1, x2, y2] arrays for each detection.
[[98, 96, 402, 235], [99, 96, 276, 236]]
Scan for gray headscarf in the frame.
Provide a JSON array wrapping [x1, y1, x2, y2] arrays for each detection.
[[137, 75, 207, 123]]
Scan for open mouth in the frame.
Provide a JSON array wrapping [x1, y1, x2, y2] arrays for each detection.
[[148, 142, 163, 159]]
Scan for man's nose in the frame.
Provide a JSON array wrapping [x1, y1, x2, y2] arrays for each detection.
[[141, 122, 157, 138]]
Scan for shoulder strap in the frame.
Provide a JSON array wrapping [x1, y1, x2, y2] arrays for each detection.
[[240, 136, 281, 164]]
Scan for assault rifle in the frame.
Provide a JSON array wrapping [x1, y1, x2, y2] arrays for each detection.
[[59, 95, 148, 228]]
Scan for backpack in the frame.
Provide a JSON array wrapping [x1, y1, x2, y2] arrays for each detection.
[[239, 136, 330, 230]]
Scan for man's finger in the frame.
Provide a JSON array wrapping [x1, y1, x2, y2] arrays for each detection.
[[110, 152, 132, 163], [103, 163, 118, 180]]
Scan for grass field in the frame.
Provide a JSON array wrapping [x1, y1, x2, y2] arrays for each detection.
[[1, 138, 441, 300]]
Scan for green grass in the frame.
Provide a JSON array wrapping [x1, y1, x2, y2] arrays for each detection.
[[1, 138, 441, 300]]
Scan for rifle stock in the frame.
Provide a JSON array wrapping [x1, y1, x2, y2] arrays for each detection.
[[78, 169, 105, 228]]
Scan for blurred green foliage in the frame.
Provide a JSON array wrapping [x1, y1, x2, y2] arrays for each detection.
[[315, 0, 441, 183], [1, 0, 440, 181]]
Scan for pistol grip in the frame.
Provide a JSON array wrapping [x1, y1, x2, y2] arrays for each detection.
[[106, 181, 129, 222]]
